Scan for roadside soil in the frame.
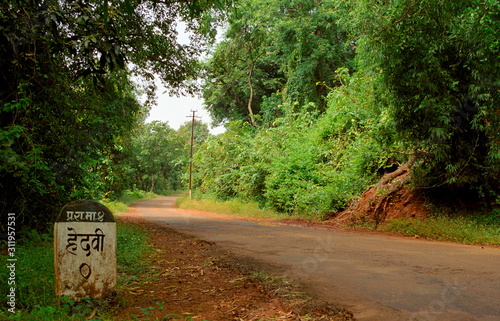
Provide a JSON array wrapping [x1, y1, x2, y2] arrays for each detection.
[[111, 214, 355, 321], [329, 159, 429, 229]]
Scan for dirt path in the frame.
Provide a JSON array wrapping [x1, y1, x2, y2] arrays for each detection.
[[122, 196, 500, 321]]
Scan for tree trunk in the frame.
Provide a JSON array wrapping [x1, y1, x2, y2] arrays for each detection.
[[247, 62, 257, 127], [331, 155, 427, 228]]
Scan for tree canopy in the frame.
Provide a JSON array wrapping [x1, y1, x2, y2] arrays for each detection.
[[0, 0, 229, 228], [194, 0, 500, 214], [335, 0, 500, 195], [201, 0, 353, 127], [1, 0, 499, 230]]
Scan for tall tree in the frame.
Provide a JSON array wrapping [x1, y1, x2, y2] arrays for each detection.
[[177, 119, 210, 147], [0, 0, 230, 229], [106, 121, 187, 195], [201, 0, 284, 127], [263, 0, 352, 109], [201, 0, 352, 127], [335, 0, 500, 197]]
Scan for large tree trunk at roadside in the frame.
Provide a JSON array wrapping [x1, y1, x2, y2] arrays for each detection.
[[330, 155, 428, 228]]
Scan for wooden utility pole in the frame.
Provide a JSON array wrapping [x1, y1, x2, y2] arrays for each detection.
[[187, 110, 200, 199]]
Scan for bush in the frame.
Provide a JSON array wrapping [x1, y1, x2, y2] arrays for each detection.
[[193, 72, 404, 218]]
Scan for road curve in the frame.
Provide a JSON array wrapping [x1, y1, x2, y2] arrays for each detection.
[[124, 196, 500, 321]]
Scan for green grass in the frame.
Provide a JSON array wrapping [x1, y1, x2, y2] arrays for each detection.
[[1, 231, 59, 312], [116, 222, 155, 287], [380, 209, 500, 245], [176, 196, 301, 221], [0, 233, 98, 320]]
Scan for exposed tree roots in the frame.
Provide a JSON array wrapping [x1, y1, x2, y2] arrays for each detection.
[[330, 156, 428, 228]]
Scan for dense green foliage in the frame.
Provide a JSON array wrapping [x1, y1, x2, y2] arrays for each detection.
[[1, 0, 226, 230], [195, 0, 499, 215], [195, 72, 402, 216], [1, 0, 499, 230], [104, 119, 209, 199], [201, 0, 353, 126], [107, 122, 182, 198], [336, 0, 500, 198]]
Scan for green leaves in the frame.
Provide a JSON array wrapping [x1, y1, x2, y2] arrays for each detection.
[[336, 0, 500, 194], [201, 0, 352, 127], [104, 120, 210, 198], [1, 0, 228, 229], [194, 0, 499, 217], [194, 74, 393, 216]]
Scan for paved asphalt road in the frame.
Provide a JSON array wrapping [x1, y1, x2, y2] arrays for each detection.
[[125, 196, 500, 321]]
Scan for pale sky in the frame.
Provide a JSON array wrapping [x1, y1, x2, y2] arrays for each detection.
[[144, 88, 226, 135], [144, 22, 226, 135]]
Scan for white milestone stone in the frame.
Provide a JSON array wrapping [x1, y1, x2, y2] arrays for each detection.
[[54, 201, 116, 300]]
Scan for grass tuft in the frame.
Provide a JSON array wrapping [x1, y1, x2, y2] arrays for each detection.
[[381, 213, 500, 245], [116, 222, 155, 286]]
